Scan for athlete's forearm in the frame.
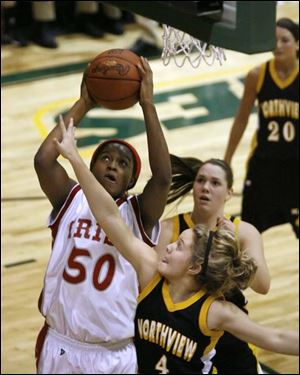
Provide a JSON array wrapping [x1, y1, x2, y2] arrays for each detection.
[[35, 98, 91, 165], [142, 102, 171, 183], [271, 329, 299, 356], [63, 97, 92, 126]]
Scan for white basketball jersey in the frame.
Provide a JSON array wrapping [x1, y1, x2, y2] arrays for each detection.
[[39, 184, 160, 343]]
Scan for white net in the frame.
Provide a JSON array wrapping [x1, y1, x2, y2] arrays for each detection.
[[161, 24, 227, 68]]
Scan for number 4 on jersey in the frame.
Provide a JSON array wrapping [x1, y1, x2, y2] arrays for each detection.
[[155, 355, 169, 374]]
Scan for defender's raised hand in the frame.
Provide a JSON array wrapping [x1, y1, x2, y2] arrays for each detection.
[[53, 115, 79, 161]]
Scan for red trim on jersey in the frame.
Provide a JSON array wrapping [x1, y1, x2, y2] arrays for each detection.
[[129, 195, 156, 247], [49, 184, 82, 240], [35, 321, 49, 371], [115, 195, 128, 207]]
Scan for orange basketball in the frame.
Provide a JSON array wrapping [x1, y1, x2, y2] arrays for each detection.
[[85, 49, 142, 110]]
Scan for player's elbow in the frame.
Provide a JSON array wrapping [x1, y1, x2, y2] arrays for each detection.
[[34, 148, 54, 173], [34, 151, 45, 172], [257, 284, 270, 295], [156, 168, 172, 188], [251, 278, 270, 295], [162, 173, 172, 189]]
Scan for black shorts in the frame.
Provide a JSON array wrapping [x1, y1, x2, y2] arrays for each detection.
[[241, 156, 299, 238]]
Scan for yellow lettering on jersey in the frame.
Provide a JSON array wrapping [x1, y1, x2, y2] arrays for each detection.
[[137, 319, 143, 339], [292, 102, 299, 119], [142, 319, 150, 339], [285, 100, 292, 117], [261, 99, 299, 119], [160, 324, 169, 348], [262, 101, 268, 117], [136, 319, 198, 362], [176, 335, 187, 357], [166, 329, 177, 352], [278, 100, 285, 116], [172, 333, 181, 354], [156, 322, 162, 344], [149, 320, 156, 343], [183, 338, 198, 362]]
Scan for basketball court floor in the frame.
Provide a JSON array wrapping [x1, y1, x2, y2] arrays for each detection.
[[1, 2, 298, 373]]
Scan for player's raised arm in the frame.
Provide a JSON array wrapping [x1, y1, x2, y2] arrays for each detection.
[[136, 57, 172, 237], [34, 68, 96, 212]]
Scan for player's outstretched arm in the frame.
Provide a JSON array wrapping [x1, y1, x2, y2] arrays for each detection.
[[155, 218, 174, 258], [53, 117, 158, 290], [208, 300, 299, 356]]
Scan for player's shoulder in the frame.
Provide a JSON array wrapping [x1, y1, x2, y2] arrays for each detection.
[[161, 214, 181, 235], [161, 215, 175, 228], [238, 219, 260, 237], [247, 64, 262, 81]]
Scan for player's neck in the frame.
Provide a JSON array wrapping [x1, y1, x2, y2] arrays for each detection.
[[167, 277, 202, 303], [274, 57, 298, 78], [190, 209, 223, 230]]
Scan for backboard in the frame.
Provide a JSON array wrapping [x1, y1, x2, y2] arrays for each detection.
[[106, 1, 277, 54]]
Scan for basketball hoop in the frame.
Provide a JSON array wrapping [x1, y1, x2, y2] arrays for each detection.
[[161, 24, 227, 68]]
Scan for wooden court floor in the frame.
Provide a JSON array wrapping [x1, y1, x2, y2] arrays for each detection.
[[1, 3, 299, 374]]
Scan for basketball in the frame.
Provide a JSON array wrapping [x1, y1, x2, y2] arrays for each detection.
[[85, 49, 142, 110]]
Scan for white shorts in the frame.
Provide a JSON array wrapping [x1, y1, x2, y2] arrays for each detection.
[[37, 327, 137, 374]]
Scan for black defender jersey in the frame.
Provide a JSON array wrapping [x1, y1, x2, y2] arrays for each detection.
[[135, 274, 223, 374], [251, 59, 299, 159]]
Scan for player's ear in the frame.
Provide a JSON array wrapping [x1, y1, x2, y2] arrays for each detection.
[[225, 187, 233, 202], [127, 176, 136, 190], [188, 263, 202, 275]]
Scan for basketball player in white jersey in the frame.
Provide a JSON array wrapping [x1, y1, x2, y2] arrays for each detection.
[[34, 56, 171, 374]]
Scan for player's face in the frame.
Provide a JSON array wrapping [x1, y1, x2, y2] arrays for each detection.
[[91, 143, 135, 199], [192, 163, 232, 215], [273, 26, 299, 61], [158, 229, 195, 280]]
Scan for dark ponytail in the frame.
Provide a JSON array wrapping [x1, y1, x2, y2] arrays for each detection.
[[167, 154, 203, 204], [167, 155, 233, 205]]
